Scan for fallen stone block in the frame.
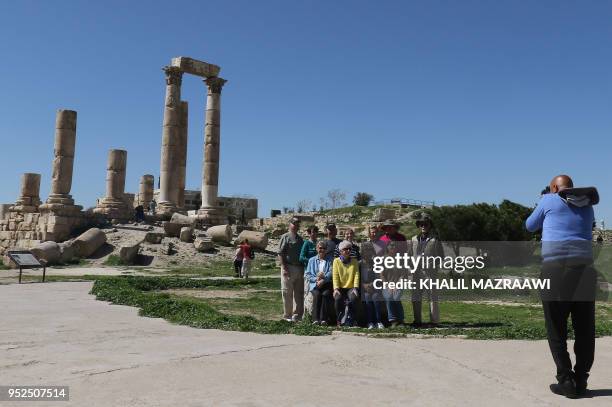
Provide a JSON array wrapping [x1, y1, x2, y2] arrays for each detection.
[[163, 222, 183, 237], [30, 241, 61, 265], [119, 239, 142, 264], [194, 236, 214, 252], [205, 224, 232, 244], [180, 227, 193, 243], [159, 242, 174, 255], [144, 232, 164, 244], [73, 228, 107, 258], [170, 212, 196, 225], [235, 230, 268, 250], [59, 241, 76, 263]]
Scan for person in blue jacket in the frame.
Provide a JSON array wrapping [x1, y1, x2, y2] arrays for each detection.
[[526, 174, 598, 399]]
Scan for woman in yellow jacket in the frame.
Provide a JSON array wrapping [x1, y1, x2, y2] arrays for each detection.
[[333, 240, 360, 327]]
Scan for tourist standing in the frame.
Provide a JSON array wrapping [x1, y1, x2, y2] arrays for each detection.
[[409, 213, 443, 326], [360, 243, 384, 329], [278, 217, 305, 322], [240, 239, 253, 279], [382, 241, 405, 327], [323, 223, 342, 257], [300, 225, 319, 267], [333, 228, 361, 260], [233, 245, 243, 278], [148, 199, 157, 216]]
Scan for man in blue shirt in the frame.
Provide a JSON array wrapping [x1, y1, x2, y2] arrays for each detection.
[[526, 174, 598, 399]]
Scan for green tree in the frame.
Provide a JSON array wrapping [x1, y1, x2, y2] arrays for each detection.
[[353, 192, 374, 206]]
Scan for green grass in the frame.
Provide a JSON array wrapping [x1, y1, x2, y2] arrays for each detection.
[[89, 275, 612, 340], [103, 255, 129, 267], [167, 258, 278, 277], [90, 276, 327, 336]]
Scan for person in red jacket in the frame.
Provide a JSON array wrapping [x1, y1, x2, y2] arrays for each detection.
[[239, 239, 253, 279]]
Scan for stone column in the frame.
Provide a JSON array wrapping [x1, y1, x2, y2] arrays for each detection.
[[176, 101, 188, 209], [94, 149, 130, 220], [13, 173, 41, 212], [198, 77, 227, 225], [138, 174, 154, 207], [158, 66, 183, 215], [46, 109, 77, 206]]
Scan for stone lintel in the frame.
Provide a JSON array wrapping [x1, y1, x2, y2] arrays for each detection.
[[171, 57, 221, 78]]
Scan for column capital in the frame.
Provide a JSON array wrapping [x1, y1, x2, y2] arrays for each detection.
[[163, 66, 183, 86], [205, 77, 227, 94]]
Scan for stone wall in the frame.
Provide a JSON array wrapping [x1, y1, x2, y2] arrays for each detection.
[[0, 209, 89, 256], [153, 189, 258, 221]]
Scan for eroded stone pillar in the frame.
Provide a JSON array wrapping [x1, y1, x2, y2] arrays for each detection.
[[94, 149, 130, 220], [13, 173, 41, 212], [176, 101, 188, 209], [47, 109, 77, 206], [198, 77, 227, 225], [139, 174, 154, 207], [158, 66, 183, 215]]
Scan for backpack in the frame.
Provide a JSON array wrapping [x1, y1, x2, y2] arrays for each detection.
[[249, 247, 255, 260]]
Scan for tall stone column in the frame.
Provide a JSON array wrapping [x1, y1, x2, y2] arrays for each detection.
[[46, 109, 77, 206], [176, 101, 188, 209], [138, 174, 154, 207], [198, 77, 227, 225], [158, 66, 183, 215], [13, 173, 41, 212], [94, 149, 130, 220]]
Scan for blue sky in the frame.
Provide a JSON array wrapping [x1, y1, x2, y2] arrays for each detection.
[[0, 0, 610, 226]]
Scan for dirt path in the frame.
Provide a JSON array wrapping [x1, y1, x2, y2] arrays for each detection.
[[1, 282, 611, 406]]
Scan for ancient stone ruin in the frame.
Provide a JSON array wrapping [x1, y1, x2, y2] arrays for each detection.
[[157, 57, 228, 226], [1, 56, 253, 262]]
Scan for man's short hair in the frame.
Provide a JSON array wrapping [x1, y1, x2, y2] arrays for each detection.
[[326, 223, 337, 230]]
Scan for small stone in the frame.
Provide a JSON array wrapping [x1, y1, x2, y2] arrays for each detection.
[[144, 232, 164, 244], [179, 227, 193, 242], [194, 236, 214, 252]]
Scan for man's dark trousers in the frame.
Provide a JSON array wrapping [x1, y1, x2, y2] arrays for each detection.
[[540, 261, 597, 380]]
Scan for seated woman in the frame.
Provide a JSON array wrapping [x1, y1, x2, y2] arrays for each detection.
[[382, 241, 405, 327], [305, 241, 333, 325], [332, 240, 360, 327], [360, 244, 384, 329]]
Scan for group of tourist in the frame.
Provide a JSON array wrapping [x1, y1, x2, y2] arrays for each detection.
[[278, 216, 442, 328]]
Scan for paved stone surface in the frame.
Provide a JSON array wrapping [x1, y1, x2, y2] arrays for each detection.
[[1, 282, 611, 406]]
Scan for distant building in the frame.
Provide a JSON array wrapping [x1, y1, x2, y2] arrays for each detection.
[[153, 189, 258, 223]]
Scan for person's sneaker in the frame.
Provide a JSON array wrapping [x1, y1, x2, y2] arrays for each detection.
[[377, 322, 385, 329], [550, 374, 577, 399], [320, 320, 328, 326], [312, 320, 320, 326], [390, 321, 399, 328], [367, 323, 375, 330], [291, 315, 301, 323], [283, 317, 293, 322]]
